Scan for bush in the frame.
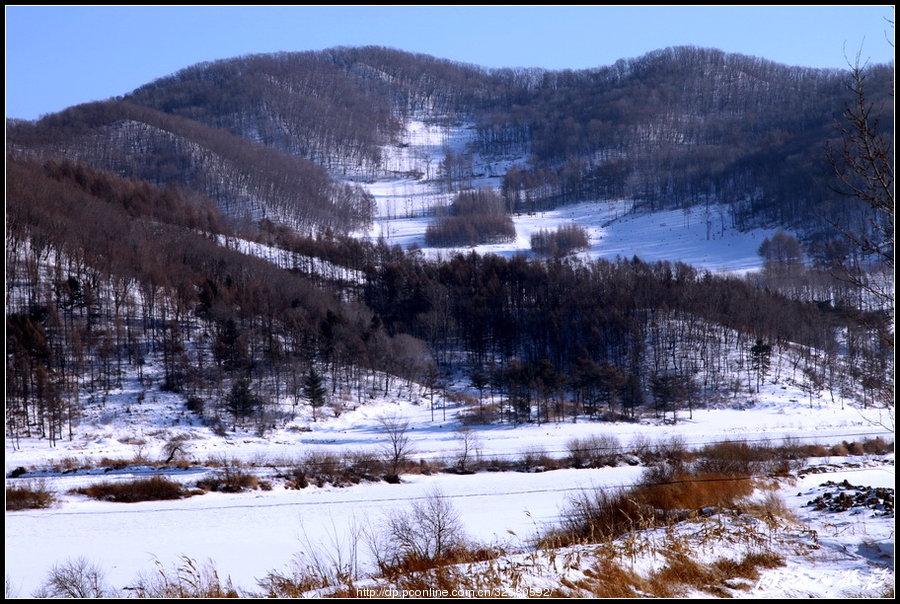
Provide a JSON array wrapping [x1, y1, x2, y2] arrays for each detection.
[[34, 558, 110, 598], [425, 214, 516, 247], [72, 476, 195, 503], [567, 435, 621, 468], [196, 467, 259, 493], [377, 489, 466, 570], [6, 480, 56, 510], [862, 437, 892, 455], [530, 224, 590, 257]]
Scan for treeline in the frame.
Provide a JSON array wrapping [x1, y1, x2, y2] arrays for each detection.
[[8, 46, 892, 238], [126, 47, 518, 175], [7, 100, 374, 233]]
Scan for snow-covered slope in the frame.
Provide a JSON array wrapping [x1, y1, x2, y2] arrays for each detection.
[[351, 117, 784, 273]]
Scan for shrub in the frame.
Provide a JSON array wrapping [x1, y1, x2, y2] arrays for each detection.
[[34, 558, 110, 598], [862, 437, 892, 455], [185, 396, 205, 415], [530, 224, 590, 257], [375, 489, 468, 573], [6, 480, 56, 510], [72, 476, 195, 503], [567, 435, 621, 468], [425, 214, 516, 247], [196, 467, 259, 493]]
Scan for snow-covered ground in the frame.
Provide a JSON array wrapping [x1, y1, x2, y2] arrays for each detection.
[[6, 453, 892, 597], [5, 354, 892, 472], [372, 202, 782, 274], [4, 466, 644, 595]]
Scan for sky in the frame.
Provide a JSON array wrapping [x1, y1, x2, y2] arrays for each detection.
[[6, 6, 895, 120]]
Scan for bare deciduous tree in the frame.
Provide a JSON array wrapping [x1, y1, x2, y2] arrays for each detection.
[[377, 414, 413, 482]]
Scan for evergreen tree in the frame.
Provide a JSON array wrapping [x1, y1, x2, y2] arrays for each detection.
[[303, 367, 327, 421], [227, 377, 259, 420], [749, 339, 772, 393]]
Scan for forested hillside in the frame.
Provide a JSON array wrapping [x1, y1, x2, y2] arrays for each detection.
[[7, 100, 373, 233], [8, 46, 893, 235], [7, 156, 892, 442]]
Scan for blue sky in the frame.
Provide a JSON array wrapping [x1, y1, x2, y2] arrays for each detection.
[[6, 6, 895, 120]]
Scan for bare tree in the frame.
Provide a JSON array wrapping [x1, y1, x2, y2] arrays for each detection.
[[454, 427, 481, 473], [377, 414, 413, 482], [826, 51, 894, 313]]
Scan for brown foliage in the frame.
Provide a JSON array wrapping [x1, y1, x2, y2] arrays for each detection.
[[72, 476, 196, 503], [6, 481, 56, 510]]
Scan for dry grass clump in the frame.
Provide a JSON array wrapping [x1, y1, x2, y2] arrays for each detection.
[[257, 569, 324, 598], [6, 480, 56, 510], [196, 468, 261, 493], [648, 550, 782, 597], [72, 476, 197, 503], [571, 551, 784, 598], [542, 465, 755, 547], [130, 557, 239, 598], [742, 492, 796, 525], [569, 558, 650, 597], [635, 465, 754, 512]]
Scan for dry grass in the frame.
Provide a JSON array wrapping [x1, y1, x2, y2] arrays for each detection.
[[570, 558, 650, 597], [196, 468, 260, 493], [742, 492, 796, 526], [131, 557, 239, 598], [571, 551, 784, 598], [542, 466, 755, 548], [6, 480, 56, 510], [635, 466, 754, 512], [72, 476, 197, 503]]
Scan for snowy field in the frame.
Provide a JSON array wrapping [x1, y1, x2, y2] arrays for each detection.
[[4, 466, 643, 595], [5, 454, 893, 596], [370, 202, 782, 274]]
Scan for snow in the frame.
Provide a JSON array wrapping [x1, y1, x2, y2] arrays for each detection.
[[745, 461, 895, 598], [373, 202, 783, 274]]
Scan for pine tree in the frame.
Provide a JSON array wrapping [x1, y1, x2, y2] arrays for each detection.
[[227, 377, 259, 420], [749, 339, 772, 393], [303, 367, 327, 421]]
